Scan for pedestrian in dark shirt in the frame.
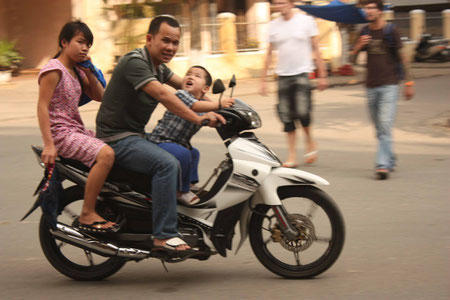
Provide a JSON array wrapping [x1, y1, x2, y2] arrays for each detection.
[[351, 0, 414, 179]]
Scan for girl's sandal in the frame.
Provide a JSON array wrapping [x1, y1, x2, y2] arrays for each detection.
[[74, 217, 120, 234]]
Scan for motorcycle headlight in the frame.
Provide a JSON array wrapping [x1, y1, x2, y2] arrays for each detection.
[[240, 110, 261, 129]]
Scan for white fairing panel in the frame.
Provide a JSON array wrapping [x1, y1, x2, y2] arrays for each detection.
[[205, 137, 328, 209], [228, 137, 281, 167], [214, 159, 271, 209]]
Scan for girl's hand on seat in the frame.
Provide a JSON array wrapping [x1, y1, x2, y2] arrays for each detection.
[[41, 144, 58, 166]]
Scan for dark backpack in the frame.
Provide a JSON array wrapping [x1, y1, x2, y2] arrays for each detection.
[[361, 23, 405, 80]]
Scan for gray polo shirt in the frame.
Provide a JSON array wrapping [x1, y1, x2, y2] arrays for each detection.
[[96, 47, 173, 141]]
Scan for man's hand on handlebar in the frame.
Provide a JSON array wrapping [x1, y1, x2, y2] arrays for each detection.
[[200, 112, 226, 127]]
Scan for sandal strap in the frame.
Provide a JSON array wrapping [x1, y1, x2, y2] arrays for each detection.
[[77, 219, 118, 232], [91, 221, 108, 226], [304, 150, 318, 157]]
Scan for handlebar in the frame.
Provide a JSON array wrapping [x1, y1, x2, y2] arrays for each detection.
[[201, 119, 211, 126]]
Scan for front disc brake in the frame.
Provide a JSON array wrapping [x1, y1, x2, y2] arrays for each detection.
[[271, 213, 316, 252]]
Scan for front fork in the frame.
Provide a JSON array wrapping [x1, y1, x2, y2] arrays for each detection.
[[271, 205, 299, 240], [236, 200, 299, 254]]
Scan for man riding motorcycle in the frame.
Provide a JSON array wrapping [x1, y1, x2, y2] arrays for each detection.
[[96, 15, 224, 253]]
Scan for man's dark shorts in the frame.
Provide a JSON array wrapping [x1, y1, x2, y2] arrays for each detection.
[[277, 73, 313, 132]]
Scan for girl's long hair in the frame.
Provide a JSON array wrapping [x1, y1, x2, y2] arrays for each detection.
[[53, 20, 93, 59]]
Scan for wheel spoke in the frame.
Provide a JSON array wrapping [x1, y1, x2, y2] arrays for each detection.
[[306, 203, 318, 219], [63, 207, 79, 220], [264, 213, 276, 222], [57, 241, 65, 249], [293, 251, 301, 266], [262, 213, 276, 232], [262, 226, 271, 232], [315, 236, 331, 243], [84, 249, 94, 266]]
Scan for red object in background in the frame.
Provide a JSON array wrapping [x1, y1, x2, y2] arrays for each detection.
[[309, 71, 317, 79], [337, 64, 355, 76]]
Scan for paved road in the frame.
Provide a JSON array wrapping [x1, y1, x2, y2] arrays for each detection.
[[0, 75, 449, 299]]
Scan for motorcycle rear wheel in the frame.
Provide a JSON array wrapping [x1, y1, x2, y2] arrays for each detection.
[[414, 55, 425, 62], [249, 185, 345, 279], [39, 186, 126, 281]]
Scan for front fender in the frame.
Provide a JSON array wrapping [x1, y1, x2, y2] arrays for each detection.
[[271, 167, 329, 185], [255, 167, 329, 206]]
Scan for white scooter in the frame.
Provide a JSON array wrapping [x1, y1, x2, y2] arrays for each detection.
[[415, 34, 449, 62], [23, 77, 345, 280]]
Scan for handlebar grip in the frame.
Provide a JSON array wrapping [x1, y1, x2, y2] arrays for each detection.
[[201, 119, 211, 126]]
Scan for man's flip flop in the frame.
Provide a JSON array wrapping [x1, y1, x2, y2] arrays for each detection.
[[304, 150, 318, 164], [152, 237, 197, 254]]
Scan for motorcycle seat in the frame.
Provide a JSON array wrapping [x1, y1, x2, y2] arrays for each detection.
[[31, 145, 152, 196]]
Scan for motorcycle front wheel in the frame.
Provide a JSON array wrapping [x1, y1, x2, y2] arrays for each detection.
[[39, 186, 126, 281], [249, 185, 345, 279]]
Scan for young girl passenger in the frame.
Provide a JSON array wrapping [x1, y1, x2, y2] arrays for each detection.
[[37, 21, 117, 233]]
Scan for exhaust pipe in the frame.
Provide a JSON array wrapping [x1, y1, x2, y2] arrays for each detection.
[[51, 223, 150, 260]]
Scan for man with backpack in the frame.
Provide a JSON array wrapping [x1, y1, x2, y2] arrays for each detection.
[[351, 0, 414, 180]]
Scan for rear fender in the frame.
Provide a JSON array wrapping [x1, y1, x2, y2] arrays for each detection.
[[55, 163, 87, 187]]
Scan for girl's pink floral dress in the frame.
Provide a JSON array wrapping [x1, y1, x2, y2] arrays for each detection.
[[38, 59, 105, 167]]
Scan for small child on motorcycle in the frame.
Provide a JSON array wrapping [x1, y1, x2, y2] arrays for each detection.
[[37, 21, 117, 233], [149, 66, 234, 205]]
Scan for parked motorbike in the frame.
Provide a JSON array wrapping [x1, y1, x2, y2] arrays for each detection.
[[23, 77, 345, 281], [415, 34, 449, 62]]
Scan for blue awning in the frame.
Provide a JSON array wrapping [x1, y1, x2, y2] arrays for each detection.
[[297, 0, 368, 24]]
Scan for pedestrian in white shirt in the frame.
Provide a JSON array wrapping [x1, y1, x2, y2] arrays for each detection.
[[260, 0, 327, 167]]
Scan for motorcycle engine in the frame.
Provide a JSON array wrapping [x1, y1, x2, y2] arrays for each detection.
[[178, 224, 204, 248]]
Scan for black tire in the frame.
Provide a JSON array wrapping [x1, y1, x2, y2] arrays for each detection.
[[438, 52, 450, 62], [249, 185, 345, 279], [414, 55, 425, 62], [39, 186, 126, 281]]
